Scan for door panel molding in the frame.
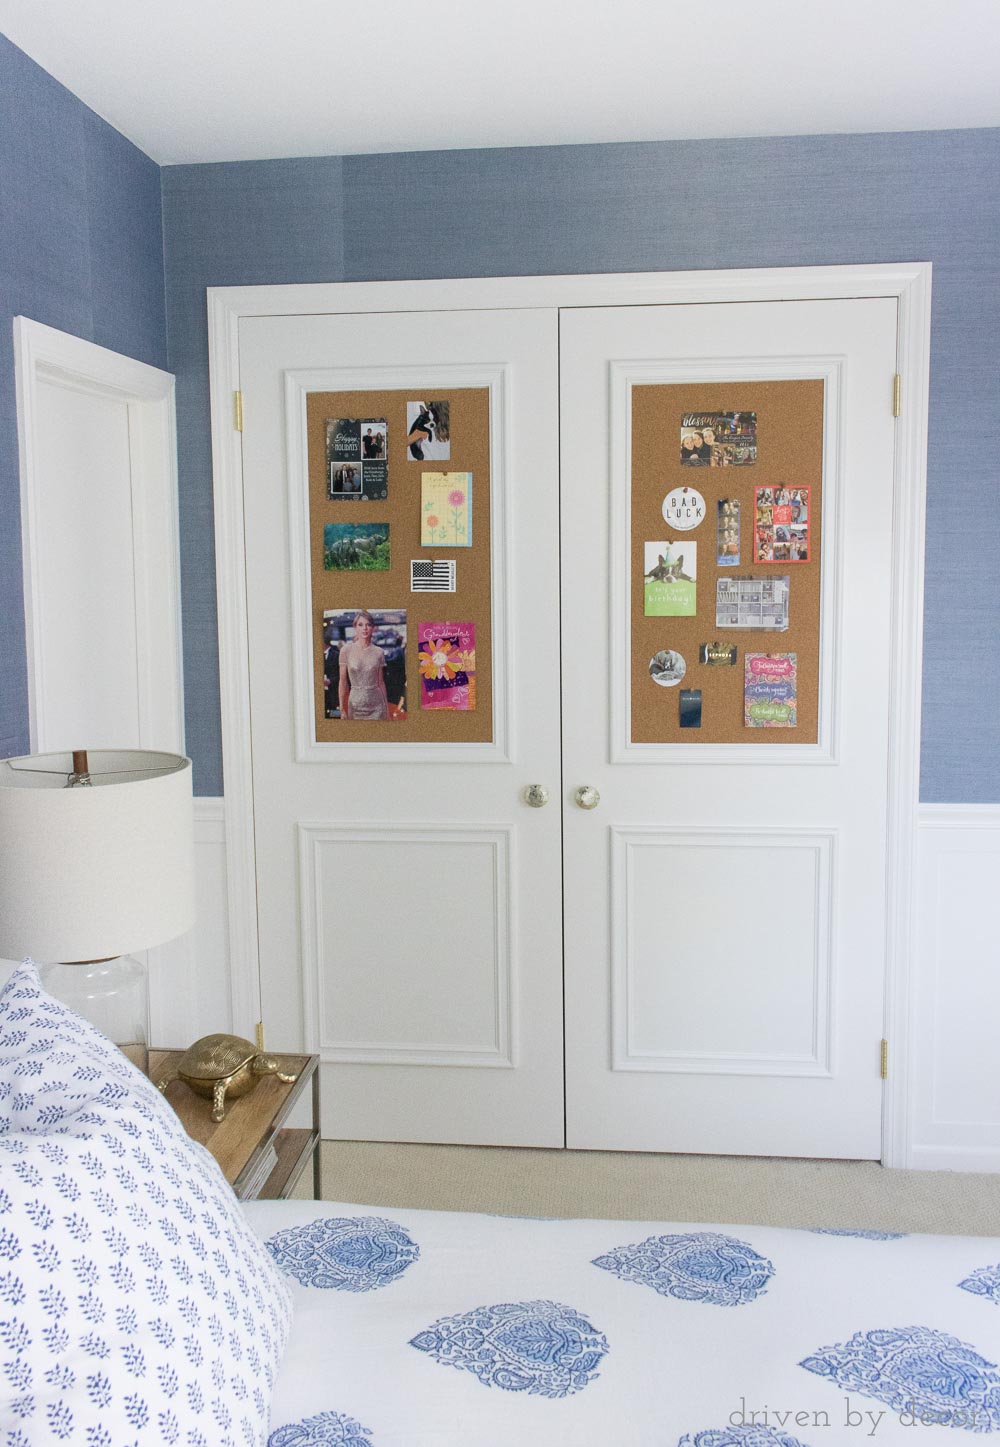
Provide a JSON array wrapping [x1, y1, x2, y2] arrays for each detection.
[[297, 821, 515, 1069], [282, 363, 513, 764], [208, 263, 931, 1164], [609, 356, 845, 765], [610, 824, 835, 1076]]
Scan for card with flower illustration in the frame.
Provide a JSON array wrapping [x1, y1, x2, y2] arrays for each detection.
[[421, 472, 472, 547], [418, 622, 476, 711]]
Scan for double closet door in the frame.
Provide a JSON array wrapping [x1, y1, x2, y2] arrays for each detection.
[[236, 293, 897, 1160]]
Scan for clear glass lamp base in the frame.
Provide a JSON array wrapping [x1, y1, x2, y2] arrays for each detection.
[[40, 956, 149, 1075]]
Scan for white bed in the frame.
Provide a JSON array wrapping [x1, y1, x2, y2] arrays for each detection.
[[247, 1198, 1000, 1445], [3, 961, 999, 1447]]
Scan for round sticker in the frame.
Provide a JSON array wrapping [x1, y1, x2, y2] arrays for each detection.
[[661, 486, 705, 531], [648, 649, 687, 687]]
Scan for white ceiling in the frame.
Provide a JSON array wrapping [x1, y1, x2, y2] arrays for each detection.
[[2, 0, 999, 166]]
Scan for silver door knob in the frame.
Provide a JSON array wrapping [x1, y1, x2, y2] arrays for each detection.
[[524, 784, 549, 808], [575, 786, 601, 810]]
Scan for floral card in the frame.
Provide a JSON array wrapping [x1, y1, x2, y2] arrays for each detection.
[[418, 622, 476, 711], [421, 472, 472, 547]]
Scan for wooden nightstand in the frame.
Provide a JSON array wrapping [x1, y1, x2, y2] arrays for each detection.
[[151, 1049, 321, 1202]]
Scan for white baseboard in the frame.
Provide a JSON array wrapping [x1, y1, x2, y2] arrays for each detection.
[[909, 1144, 1000, 1174]]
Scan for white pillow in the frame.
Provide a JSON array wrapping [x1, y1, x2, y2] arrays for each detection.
[[0, 961, 292, 1445]]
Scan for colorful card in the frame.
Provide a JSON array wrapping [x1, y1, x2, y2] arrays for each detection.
[[644, 541, 696, 616], [755, 486, 810, 563], [322, 609, 407, 720], [407, 401, 451, 461], [324, 523, 390, 571], [661, 486, 705, 531], [418, 622, 476, 711], [744, 653, 798, 728], [680, 412, 757, 467], [421, 472, 472, 547], [717, 498, 740, 567], [326, 417, 388, 499], [716, 576, 790, 631]]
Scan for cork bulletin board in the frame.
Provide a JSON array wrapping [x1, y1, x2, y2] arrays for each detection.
[[631, 379, 825, 745], [308, 387, 493, 743]]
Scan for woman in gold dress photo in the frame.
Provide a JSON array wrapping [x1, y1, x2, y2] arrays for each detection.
[[338, 610, 389, 720]]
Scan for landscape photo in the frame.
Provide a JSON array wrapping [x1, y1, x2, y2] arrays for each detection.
[[323, 523, 391, 571]]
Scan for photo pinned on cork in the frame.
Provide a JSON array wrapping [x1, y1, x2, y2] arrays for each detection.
[[648, 649, 687, 688]]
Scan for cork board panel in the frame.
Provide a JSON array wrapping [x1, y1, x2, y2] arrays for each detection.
[[308, 388, 493, 742], [631, 379, 824, 745]]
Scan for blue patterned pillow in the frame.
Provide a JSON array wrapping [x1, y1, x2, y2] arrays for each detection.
[[0, 962, 293, 1445]]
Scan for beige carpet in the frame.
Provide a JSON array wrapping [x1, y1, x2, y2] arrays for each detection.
[[296, 1140, 1000, 1236]]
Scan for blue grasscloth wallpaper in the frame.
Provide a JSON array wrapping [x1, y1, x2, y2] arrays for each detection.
[[3, 33, 998, 801], [0, 35, 166, 759], [165, 132, 1000, 801]]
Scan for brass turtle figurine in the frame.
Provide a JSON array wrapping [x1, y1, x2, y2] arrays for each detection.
[[158, 1033, 299, 1122]]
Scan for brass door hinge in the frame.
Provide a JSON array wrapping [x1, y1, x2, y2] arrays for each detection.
[[880, 1039, 889, 1080], [234, 390, 244, 432], [255, 1020, 265, 1052], [892, 375, 901, 418]]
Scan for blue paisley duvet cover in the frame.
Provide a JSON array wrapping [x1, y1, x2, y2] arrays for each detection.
[[246, 1200, 1000, 1446]]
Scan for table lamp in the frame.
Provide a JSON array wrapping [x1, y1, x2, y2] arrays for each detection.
[[0, 748, 194, 1074]]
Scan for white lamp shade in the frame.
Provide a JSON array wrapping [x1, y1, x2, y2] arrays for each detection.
[[0, 750, 195, 962]]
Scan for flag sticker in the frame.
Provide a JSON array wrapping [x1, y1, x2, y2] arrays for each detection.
[[410, 559, 457, 592]]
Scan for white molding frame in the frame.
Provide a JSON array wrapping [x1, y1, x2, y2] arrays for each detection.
[[284, 363, 512, 763], [610, 825, 835, 1076], [207, 262, 932, 1161], [610, 356, 844, 765], [14, 316, 184, 756], [297, 822, 515, 1068]]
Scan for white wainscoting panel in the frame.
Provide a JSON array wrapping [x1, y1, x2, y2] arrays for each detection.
[[298, 823, 514, 1067], [139, 800, 1000, 1171], [148, 799, 231, 1048], [611, 826, 834, 1076], [909, 805, 1000, 1172]]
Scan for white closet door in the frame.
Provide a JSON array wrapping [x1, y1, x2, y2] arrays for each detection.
[[560, 298, 898, 1158], [238, 308, 564, 1145]]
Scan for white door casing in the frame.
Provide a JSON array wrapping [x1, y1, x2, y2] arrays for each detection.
[[208, 266, 931, 1166], [236, 307, 564, 1146], [561, 299, 898, 1157], [13, 317, 185, 1042], [14, 317, 184, 756]]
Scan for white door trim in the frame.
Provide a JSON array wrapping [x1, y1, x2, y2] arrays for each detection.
[[13, 316, 184, 756], [207, 263, 931, 1164]]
